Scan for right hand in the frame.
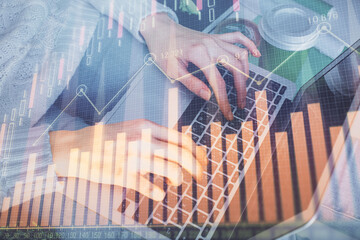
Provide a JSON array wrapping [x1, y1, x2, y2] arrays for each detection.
[[140, 13, 261, 121], [49, 119, 206, 201]]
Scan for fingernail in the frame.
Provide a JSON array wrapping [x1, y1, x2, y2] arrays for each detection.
[[241, 99, 246, 109], [153, 188, 165, 201], [227, 111, 234, 121], [254, 49, 261, 57], [200, 89, 211, 101]]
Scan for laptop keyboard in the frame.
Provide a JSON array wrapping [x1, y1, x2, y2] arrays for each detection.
[[121, 66, 288, 239]]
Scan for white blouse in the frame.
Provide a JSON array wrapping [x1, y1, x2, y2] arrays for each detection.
[[0, 0, 177, 200]]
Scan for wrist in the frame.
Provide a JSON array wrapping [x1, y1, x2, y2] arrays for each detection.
[[140, 13, 175, 41]]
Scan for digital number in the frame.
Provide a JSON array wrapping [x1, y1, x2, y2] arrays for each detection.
[[308, 11, 339, 25]]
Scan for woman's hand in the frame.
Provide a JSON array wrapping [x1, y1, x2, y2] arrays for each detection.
[[140, 13, 261, 121], [49, 119, 206, 201]]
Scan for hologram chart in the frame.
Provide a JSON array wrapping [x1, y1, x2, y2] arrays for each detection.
[[0, 1, 359, 239]]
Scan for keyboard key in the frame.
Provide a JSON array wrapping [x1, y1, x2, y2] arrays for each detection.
[[210, 148, 223, 164], [245, 98, 255, 110], [274, 95, 281, 104], [265, 90, 276, 101], [234, 109, 249, 120], [171, 210, 189, 224], [213, 112, 225, 122], [226, 161, 236, 176], [249, 70, 256, 79], [197, 112, 212, 125], [223, 126, 237, 135], [227, 119, 242, 130], [192, 135, 199, 143], [228, 93, 237, 105], [279, 86, 287, 95], [153, 205, 165, 224], [210, 210, 220, 223], [250, 109, 257, 119], [192, 122, 206, 136], [201, 224, 212, 238], [267, 80, 281, 92], [203, 102, 218, 115], [212, 173, 225, 189], [247, 88, 256, 100], [181, 197, 195, 212], [269, 105, 276, 115], [211, 185, 222, 201], [256, 109, 265, 122], [197, 211, 208, 225], [197, 198, 209, 214], [246, 78, 252, 88], [258, 125, 266, 136], [209, 94, 218, 104], [164, 192, 179, 208], [252, 75, 268, 90], [153, 225, 181, 239], [179, 225, 201, 239]]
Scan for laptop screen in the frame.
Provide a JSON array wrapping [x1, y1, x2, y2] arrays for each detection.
[[158, 0, 234, 31]]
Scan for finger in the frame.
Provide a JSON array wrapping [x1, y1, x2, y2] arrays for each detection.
[[177, 62, 212, 101], [144, 121, 196, 156], [215, 32, 261, 57], [151, 158, 183, 186], [150, 140, 204, 181], [236, 51, 249, 108], [188, 48, 233, 120], [138, 175, 165, 201], [216, 44, 249, 108]]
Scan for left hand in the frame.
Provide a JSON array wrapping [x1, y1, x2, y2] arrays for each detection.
[[140, 13, 261, 121]]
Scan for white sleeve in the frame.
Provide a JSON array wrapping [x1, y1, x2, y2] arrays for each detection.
[[84, 0, 178, 42]]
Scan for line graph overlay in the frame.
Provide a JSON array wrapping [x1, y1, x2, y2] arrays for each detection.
[[33, 27, 357, 146]]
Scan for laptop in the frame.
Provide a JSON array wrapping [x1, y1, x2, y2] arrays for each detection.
[[100, 2, 360, 239], [2, 0, 360, 239]]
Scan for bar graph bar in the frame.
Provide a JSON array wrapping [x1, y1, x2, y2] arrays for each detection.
[[117, 11, 124, 38], [75, 152, 90, 226], [0, 197, 11, 227], [226, 135, 242, 223], [308, 103, 328, 183], [9, 181, 23, 227], [0, 124, 6, 158], [30, 176, 44, 227], [152, 149, 165, 225], [63, 149, 79, 226], [242, 121, 259, 223], [233, 0, 240, 11], [291, 112, 313, 213], [87, 123, 104, 225], [210, 122, 225, 223], [256, 91, 277, 222], [29, 73, 38, 109], [57, 58, 65, 80], [181, 126, 193, 224], [138, 130, 151, 224], [19, 153, 37, 227], [196, 146, 208, 224], [275, 132, 295, 220], [108, 1, 114, 30], [99, 141, 114, 225], [196, 0, 203, 11], [40, 164, 56, 226], [124, 141, 138, 226], [112, 133, 126, 225], [51, 182, 64, 226], [167, 88, 179, 221]]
